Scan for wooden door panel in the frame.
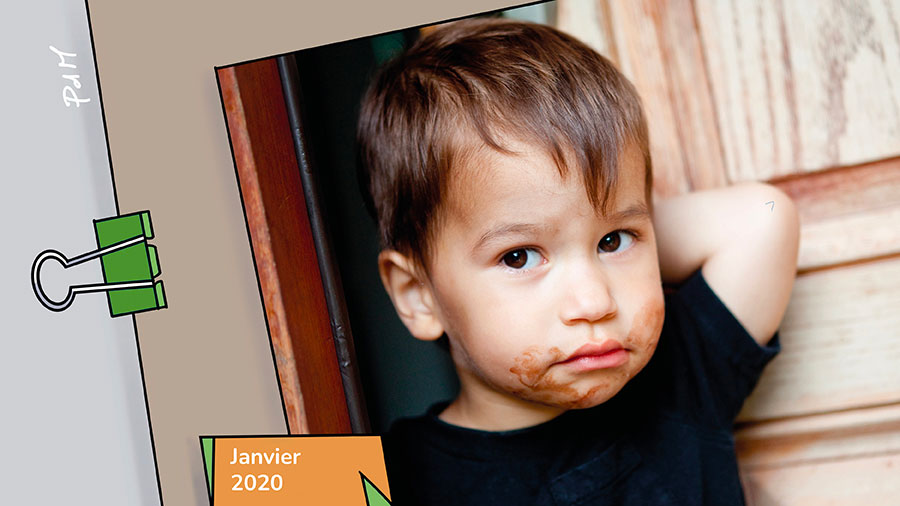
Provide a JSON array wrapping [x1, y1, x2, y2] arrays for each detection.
[[218, 60, 353, 435], [736, 403, 900, 469], [695, 0, 900, 181], [740, 453, 900, 505], [774, 157, 900, 270], [739, 255, 900, 421]]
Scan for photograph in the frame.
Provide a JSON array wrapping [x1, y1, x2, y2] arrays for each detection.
[[217, 0, 900, 504]]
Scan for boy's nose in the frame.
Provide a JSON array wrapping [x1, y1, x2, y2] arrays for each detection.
[[559, 263, 617, 325]]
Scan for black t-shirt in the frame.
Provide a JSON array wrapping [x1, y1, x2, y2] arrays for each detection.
[[383, 269, 781, 505]]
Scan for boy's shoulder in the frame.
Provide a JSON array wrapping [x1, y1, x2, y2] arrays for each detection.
[[651, 267, 780, 425], [382, 269, 781, 506]]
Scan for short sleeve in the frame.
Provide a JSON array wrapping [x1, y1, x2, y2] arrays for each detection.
[[652, 268, 781, 428]]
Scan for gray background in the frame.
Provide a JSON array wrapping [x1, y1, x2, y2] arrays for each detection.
[[0, 0, 160, 503]]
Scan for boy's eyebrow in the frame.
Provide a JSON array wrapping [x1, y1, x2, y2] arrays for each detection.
[[473, 223, 550, 252], [606, 203, 651, 222], [472, 203, 650, 252]]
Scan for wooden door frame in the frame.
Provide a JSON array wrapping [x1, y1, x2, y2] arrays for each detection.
[[216, 56, 368, 434]]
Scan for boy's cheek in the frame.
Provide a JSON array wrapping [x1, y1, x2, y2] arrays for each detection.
[[629, 297, 665, 353]]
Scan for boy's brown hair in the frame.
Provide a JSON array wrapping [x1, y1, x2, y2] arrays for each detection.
[[357, 17, 651, 268]]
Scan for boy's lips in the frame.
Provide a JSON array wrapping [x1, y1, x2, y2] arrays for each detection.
[[556, 340, 628, 371]]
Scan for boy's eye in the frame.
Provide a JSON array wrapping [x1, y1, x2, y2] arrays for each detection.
[[501, 248, 542, 269], [598, 231, 635, 253]]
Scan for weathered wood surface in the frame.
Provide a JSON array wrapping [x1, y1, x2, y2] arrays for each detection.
[[740, 453, 900, 505], [774, 156, 900, 271], [736, 403, 900, 469], [695, 0, 900, 182], [219, 61, 353, 435], [220, 65, 308, 434], [738, 255, 900, 421], [560, 0, 900, 190]]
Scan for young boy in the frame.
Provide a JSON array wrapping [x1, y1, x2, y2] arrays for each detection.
[[357, 18, 799, 505]]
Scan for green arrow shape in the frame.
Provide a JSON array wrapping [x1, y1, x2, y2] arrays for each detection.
[[360, 472, 391, 506], [200, 437, 214, 498]]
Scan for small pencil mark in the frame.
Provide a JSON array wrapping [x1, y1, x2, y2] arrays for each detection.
[[765, 201, 775, 211]]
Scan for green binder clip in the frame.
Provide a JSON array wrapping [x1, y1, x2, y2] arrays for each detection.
[[32, 210, 167, 317]]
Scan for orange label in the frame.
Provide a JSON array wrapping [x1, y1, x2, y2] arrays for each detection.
[[204, 436, 391, 506]]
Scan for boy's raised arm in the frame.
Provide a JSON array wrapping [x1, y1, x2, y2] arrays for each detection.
[[652, 183, 800, 346]]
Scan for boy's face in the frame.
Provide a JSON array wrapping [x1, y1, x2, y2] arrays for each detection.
[[424, 140, 664, 425]]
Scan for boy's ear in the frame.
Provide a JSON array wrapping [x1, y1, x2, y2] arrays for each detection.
[[377, 250, 445, 341]]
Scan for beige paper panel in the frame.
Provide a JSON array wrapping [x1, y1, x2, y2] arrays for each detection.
[[87, 0, 521, 504]]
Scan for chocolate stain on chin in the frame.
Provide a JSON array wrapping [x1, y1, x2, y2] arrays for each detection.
[[507, 298, 665, 409], [509, 346, 617, 409]]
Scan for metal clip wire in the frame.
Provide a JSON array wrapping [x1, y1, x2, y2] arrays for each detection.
[[32, 236, 154, 311]]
